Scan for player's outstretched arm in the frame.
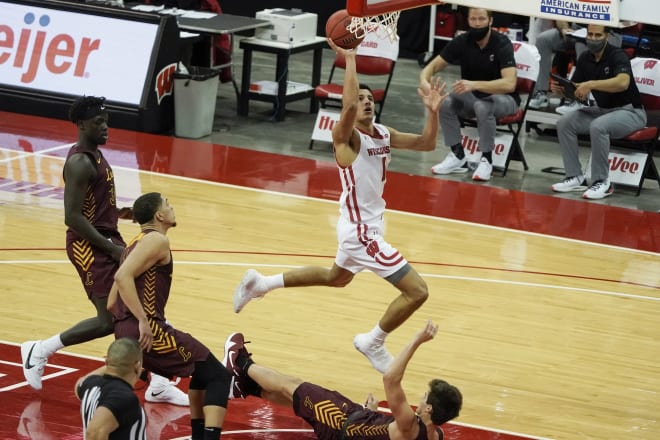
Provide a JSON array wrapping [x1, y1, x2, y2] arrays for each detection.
[[389, 79, 444, 152], [383, 320, 439, 435], [328, 38, 360, 166]]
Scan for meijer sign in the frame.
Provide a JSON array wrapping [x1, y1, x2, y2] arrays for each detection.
[[0, 1, 158, 104]]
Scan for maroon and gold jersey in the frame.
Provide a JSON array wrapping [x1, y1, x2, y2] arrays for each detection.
[[114, 230, 171, 323], [293, 382, 432, 440], [64, 144, 123, 299], [64, 144, 119, 236], [113, 229, 210, 377]]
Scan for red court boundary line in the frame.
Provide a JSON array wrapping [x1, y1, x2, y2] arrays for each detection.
[[2, 247, 658, 290], [1, 110, 659, 253]]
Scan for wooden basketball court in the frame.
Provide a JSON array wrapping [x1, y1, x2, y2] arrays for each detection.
[[1, 111, 659, 439]]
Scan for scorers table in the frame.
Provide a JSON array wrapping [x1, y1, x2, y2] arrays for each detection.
[[238, 36, 327, 121]]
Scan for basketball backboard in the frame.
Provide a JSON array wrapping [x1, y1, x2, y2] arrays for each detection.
[[346, 0, 440, 17]]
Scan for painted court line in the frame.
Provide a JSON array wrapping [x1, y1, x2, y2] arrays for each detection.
[[0, 359, 78, 392], [1, 146, 656, 257], [0, 143, 71, 163], [0, 259, 656, 302]]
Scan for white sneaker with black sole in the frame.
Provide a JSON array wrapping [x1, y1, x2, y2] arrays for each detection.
[[551, 175, 587, 193]]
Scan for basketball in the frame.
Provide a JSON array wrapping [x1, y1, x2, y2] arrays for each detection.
[[325, 9, 364, 50]]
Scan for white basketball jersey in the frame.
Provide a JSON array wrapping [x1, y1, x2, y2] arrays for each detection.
[[338, 123, 391, 224]]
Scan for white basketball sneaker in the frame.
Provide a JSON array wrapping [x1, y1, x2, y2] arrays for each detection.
[[233, 269, 269, 313], [555, 100, 587, 115], [472, 157, 493, 181], [353, 333, 393, 374], [582, 179, 614, 200], [21, 341, 48, 390], [528, 90, 549, 109], [551, 175, 587, 193], [431, 152, 468, 175], [145, 375, 189, 406]]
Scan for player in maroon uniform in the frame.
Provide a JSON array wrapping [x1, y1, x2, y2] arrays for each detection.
[[21, 96, 187, 405], [110, 192, 234, 440], [225, 320, 462, 440]]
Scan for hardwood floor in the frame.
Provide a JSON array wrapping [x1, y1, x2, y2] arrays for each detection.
[[1, 125, 658, 438]]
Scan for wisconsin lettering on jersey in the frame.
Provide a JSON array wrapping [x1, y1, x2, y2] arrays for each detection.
[[338, 123, 391, 223], [367, 146, 391, 156]]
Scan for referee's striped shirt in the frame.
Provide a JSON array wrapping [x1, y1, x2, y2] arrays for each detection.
[[78, 374, 147, 439]]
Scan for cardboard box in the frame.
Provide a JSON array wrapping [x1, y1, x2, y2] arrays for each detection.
[[255, 9, 317, 43]]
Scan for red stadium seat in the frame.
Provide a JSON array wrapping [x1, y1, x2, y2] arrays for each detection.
[[310, 30, 398, 149], [610, 57, 660, 195]]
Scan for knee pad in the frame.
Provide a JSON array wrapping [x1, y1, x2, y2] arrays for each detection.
[[191, 353, 232, 390], [204, 377, 230, 408]]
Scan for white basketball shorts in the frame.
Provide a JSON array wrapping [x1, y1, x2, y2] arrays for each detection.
[[334, 216, 408, 278]]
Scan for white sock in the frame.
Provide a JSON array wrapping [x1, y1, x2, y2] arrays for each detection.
[[264, 274, 284, 291], [40, 335, 64, 358], [366, 324, 389, 344]]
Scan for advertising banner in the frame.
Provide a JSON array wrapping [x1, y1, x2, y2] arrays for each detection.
[[311, 108, 340, 144], [585, 149, 648, 186], [537, 0, 618, 26], [631, 58, 660, 96], [439, 0, 623, 26], [0, 1, 159, 105], [461, 126, 514, 170]]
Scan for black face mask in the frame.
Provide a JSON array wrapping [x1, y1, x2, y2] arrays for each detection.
[[468, 26, 490, 41], [586, 38, 607, 54]]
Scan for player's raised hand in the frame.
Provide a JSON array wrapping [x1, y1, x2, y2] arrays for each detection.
[[418, 77, 447, 113], [327, 38, 356, 58], [414, 320, 438, 345]]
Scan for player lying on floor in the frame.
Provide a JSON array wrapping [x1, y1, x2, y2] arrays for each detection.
[[223, 320, 462, 440]]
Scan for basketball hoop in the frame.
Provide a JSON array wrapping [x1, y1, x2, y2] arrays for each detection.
[[347, 11, 400, 42]]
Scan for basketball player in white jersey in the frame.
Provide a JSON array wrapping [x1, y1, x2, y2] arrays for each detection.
[[234, 38, 446, 373]]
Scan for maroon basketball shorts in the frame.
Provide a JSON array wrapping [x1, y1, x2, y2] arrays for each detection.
[[114, 318, 210, 378], [292, 382, 365, 439], [66, 232, 126, 300]]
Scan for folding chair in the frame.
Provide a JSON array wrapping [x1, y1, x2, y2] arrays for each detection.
[[609, 57, 660, 195], [310, 29, 398, 149], [461, 41, 541, 176]]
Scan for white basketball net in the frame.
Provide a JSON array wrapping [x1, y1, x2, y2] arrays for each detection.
[[348, 11, 401, 42]]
